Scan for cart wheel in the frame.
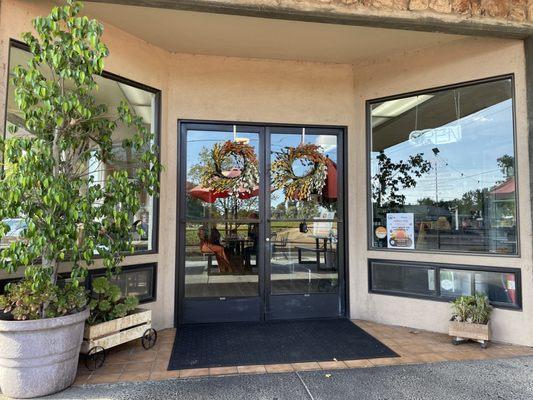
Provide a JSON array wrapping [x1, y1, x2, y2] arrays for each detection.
[[141, 328, 157, 349], [452, 338, 462, 346], [480, 341, 489, 349], [85, 346, 105, 371]]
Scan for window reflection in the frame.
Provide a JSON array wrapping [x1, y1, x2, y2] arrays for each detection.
[[270, 222, 338, 294], [184, 128, 261, 298], [185, 223, 259, 298], [186, 130, 260, 220], [4, 46, 157, 252], [270, 133, 338, 220], [90, 264, 156, 302], [370, 78, 517, 254]]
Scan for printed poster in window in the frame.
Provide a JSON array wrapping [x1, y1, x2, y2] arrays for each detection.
[[386, 213, 415, 249]]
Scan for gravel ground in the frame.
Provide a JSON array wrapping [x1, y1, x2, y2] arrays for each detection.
[[18, 356, 533, 400]]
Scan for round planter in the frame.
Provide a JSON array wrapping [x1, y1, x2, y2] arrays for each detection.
[[0, 308, 89, 399]]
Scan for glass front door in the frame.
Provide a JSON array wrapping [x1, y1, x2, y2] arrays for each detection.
[[178, 122, 345, 323]]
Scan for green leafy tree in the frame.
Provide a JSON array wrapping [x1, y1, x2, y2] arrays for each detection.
[[497, 154, 514, 179], [0, 0, 161, 319]]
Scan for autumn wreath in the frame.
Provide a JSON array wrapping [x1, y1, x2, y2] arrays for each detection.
[[271, 144, 328, 202], [200, 140, 259, 195]]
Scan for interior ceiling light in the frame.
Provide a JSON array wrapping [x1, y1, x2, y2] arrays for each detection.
[[372, 94, 434, 118]]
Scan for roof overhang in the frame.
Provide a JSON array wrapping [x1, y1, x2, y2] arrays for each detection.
[[86, 0, 533, 39]]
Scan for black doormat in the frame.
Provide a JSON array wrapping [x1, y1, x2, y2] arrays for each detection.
[[168, 319, 398, 370]]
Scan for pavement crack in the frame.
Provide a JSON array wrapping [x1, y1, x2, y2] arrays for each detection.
[[295, 371, 315, 400]]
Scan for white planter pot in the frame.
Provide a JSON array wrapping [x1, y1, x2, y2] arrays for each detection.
[[0, 308, 89, 399]]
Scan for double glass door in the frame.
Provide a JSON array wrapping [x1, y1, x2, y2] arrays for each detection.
[[178, 122, 345, 323]]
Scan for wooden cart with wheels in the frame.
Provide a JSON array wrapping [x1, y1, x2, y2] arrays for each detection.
[[81, 309, 157, 371], [449, 320, 490, 349]]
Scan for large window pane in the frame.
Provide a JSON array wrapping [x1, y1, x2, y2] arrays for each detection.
[[270, 221, 338, 294], [369, 78, 517, 255], [270, 131, 338, 220], [185, 129, 259, 220], [184, 222, 259, 298], [183, 127, 261, 299], [4, 45, 158, 252]]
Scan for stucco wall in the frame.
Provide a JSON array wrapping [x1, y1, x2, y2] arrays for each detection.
[[350, 37, 532, 346], [0, 0, 532, 346]]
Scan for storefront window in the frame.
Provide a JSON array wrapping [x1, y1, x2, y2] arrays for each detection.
[[4, 44, 159, 253], [88, 263, 157, 303], [369, 77, 517, 255], [369, 260, 521, 309]]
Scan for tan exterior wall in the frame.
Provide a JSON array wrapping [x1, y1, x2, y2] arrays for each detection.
[[1, 1, 532, 346], [350, 37, 533, 346]]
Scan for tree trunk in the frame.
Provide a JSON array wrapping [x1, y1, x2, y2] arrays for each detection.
[[39, 128, 61, 318]]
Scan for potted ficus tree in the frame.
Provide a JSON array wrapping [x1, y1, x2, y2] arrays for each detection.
[[449, 293, 493, 349], [0, 1, 160, 398]]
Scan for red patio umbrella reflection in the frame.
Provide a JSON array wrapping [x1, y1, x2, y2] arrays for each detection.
[[188, 168, 259, 203], [322, 158, 337, 201]]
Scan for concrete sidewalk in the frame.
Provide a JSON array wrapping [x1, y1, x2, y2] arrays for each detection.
[[39, 356, 533, 400]]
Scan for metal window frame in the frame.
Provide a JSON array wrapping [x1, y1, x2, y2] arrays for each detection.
[[368, 258, 522, 310], [365, 74, 521, 257], [4, 39, 161, 256], [174, 119, 349, 326]]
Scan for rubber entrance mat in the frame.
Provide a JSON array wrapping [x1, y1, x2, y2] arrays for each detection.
[[168, 319, 398, 370]]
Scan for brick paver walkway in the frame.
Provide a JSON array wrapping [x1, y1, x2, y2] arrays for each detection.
[[74, 320, 533, 385]]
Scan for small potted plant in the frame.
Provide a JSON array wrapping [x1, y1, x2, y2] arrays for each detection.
[[449, 293, 493, 348], [0, 1, 160, 398]]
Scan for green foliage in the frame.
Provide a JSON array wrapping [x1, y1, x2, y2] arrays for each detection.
[[0, 276, 86, 320], [87, 276, 139, 325], [0, 0, 161, 319], [451, 293, 492, 325]]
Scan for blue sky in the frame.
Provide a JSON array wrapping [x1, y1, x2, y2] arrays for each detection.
[[371, 99, 515, 204]]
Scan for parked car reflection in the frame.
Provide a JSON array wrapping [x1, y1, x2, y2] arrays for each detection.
[[0, 218, 27, 248]]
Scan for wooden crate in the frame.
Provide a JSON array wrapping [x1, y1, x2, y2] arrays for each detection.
[[449, 320, 491, 341], [81, 309, 151, 354]]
